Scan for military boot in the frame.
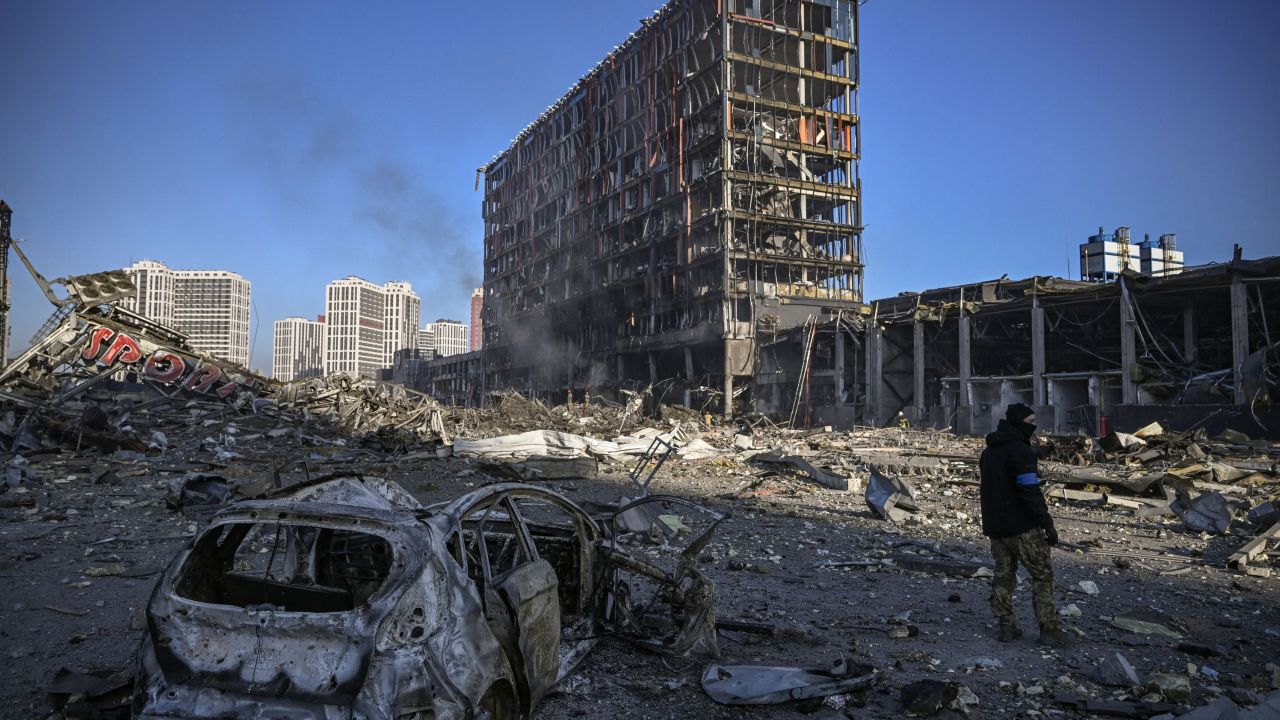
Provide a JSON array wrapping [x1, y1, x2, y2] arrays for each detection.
[[1037, 628, 1072, 648], [998, 623, 1023, 642]]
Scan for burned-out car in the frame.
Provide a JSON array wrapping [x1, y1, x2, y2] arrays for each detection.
[[134, 475, 723, 719]]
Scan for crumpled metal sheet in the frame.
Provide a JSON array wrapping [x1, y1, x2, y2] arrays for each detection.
[[701, 658, 877, 705], [1171, 490, 1239, 535], [865, 468, 919, 522]]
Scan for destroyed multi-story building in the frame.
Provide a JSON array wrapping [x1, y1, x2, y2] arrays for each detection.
[[755, 245, 1280, 439], [479, 0, 863, 414]]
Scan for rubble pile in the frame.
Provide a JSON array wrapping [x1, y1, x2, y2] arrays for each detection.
[[2, 310, 1279, 718]]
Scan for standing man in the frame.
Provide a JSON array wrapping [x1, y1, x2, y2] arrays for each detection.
[[979, 403, 1070, 648]]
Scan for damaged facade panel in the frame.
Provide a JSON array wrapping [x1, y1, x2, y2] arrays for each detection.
[[479, 0, 864, 417]]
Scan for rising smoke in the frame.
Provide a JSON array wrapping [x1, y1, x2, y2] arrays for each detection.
[[229, 74, 481, 301]]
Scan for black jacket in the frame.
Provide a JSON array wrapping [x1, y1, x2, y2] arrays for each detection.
[[979, 419, 1056, 538]]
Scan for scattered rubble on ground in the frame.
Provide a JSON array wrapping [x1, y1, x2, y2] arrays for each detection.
[[1, 311, 1279, 717]]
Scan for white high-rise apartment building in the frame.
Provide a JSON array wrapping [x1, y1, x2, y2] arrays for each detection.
[[324, 277, 387, 378], [418, 327, 436, 360], [273, 317, 325, 381], [120, 261, 251, 365], [382, 281, 421, 368], [172, 270, 252, 366], [426, 319, 469, 357], [121, 260, 175, 326]]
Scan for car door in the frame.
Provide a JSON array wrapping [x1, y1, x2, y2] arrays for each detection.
[[467, 495, 561, 711]]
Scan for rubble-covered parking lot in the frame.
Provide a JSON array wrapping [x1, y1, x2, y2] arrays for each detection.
[[1, 389, 1278, 719]]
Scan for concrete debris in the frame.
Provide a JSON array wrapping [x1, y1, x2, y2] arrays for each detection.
[[700, 658, 877, 705], [1227, 522, 1280, 577], [900, 679, 979, 716], [1174, 696, 1241, 720], [1171, 490, 1241, 534], [1111, 609, 1187, 640], [1, 287, 1277, 718], [1248, 502, 1279, 526], [1055, 693, 1173, 717], [46, 667, 131, 718], [1094, 652, 1144, 688], [1148, 672, 1193, 702]]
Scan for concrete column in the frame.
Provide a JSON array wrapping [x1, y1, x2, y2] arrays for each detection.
[[835, 329, 846, 402], [957, 310, 971, 410], [723, 350, 734, 418], [648, 351, 657, 385], [912, 320, 925, 418], [683, 346, 694, 407], [1231, 273, 1249, 404], [1119, 279, 1137, 405], [1182, 304, 1197, 364], [864, 324, 882, 425], [1031, 297, 1046, 406]]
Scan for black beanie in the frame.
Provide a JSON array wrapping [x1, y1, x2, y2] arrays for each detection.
[[1006, 403, 1034, 424]]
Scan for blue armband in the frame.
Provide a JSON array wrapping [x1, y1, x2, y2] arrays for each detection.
[[1015, 472, 1040, 486]]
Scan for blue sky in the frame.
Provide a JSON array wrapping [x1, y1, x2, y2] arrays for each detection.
[[3, 0, 1278, 373]]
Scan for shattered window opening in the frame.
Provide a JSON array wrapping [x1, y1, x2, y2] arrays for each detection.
[[175, 521, 395, 613]]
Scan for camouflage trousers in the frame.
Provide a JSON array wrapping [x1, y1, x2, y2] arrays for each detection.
[[989, 529, 1058, 631]]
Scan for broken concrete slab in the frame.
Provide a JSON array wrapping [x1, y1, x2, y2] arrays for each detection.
[[1174, 697, 1240, 720], [1148, 672, 1193, 702], [1227, 521, 1280, 578], [1111, 609, 1186, 640], [1094, 652, 1144, 687]]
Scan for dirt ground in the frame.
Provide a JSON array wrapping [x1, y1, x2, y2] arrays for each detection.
[[1, 441, 1277, 719]]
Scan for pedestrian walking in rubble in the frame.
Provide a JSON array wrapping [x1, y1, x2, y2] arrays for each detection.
[[979, 403, 1071, 648]]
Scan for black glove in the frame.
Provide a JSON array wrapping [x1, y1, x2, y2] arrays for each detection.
[[1044, 526, 1059, 546]]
